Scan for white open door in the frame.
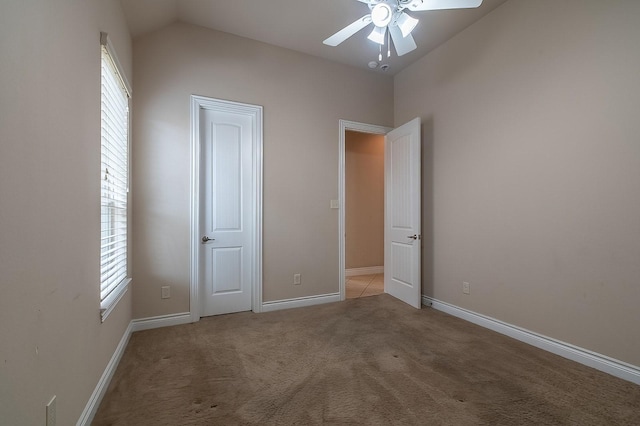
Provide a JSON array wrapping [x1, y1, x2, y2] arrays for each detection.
[[384, 117, 421, 308]]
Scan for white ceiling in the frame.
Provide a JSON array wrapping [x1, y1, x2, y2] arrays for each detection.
[[120, 0, 508, 75]]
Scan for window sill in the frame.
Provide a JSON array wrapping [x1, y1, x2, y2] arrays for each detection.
[[100, 278, 131, 322]]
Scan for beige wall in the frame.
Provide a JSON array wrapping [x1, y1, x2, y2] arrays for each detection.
[[132, 23, 393, 317], [4, 2, 637, 423], [395, 0, 640, 366], [345, 131, 384, 269], [0, 0, 133, 424]]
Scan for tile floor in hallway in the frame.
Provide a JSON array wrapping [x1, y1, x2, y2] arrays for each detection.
[[345, 273, 384, 299]]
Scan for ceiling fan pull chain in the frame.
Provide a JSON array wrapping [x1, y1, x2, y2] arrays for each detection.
[[387, 29, 391, 58], [378, 43, 382, 61]]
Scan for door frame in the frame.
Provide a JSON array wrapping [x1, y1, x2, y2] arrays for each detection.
[[338, 120, 392, 301], [190, 95, 263, 321]]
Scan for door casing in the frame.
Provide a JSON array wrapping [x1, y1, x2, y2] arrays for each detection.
[[190, 95, 263, 321]]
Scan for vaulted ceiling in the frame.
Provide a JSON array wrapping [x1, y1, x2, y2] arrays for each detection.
[[120, 0, 508, 75]]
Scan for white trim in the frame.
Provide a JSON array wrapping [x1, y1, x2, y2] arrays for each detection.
[[76, 321, 132, 426], [345, 266, 384, 277], [339, 120, 392, 302], [100, 32, 131, 96], [100, 278, 130, 322], [131, 312, 193, 332], [423, 296, 640, 386], [78, 311, 195, 424], [261, 293, 341, 313], [252, 103, 264, 315], [189, 97, 201, 323], [190, 95, 263, 322]]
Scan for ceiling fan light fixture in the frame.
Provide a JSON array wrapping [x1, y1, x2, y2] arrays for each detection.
[[324, 0, 483, 58], [396, 12, 419, 37], [371, 3, 393, 27], [367, 26, 386, 45]]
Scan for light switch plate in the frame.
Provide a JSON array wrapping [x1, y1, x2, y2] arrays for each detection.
[[330, 199, 339, 209]]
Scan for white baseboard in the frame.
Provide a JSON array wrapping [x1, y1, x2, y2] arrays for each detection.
[[262, 293, 341, 313], [345, 266, 384, 277], [76, 321, 133, 426], [422, 296, 640, 386], [131, 312, 193, 332], [77, 312, 194, 424]]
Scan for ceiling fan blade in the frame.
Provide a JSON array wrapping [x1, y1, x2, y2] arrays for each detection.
[[405, 0, 483, 12], [389, 25, 417, 56], [323, 15, 372, 46]]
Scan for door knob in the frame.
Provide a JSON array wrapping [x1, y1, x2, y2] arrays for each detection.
[[407, 234, 418, 240], [202, 236, 215, 243]]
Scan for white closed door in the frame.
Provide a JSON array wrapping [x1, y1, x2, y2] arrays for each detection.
[[200, 108, 254, 316], [384, 117, 422, 309]]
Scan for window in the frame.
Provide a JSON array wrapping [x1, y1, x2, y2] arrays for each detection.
[[100, 32, 131, 320]]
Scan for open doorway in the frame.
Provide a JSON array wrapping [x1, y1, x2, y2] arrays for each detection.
[[338, 120, 392, 301], [345, 130, 385, 299], [339, 118, 423, 307]]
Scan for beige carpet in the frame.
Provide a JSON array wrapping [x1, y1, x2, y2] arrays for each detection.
[[93, 295, 640, 425]]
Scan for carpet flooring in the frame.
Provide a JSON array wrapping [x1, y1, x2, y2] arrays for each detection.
[[93, 294, 640, 425]]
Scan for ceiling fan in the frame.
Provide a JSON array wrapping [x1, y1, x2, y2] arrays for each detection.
[[324, 0, 483, 58]]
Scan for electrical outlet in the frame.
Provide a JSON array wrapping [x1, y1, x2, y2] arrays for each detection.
[[462, 282, 470, 295], [161, 286, 171, 299], [46, 396, 56, 426], [293, 274, 301, 285]]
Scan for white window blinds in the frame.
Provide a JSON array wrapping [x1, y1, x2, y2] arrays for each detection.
[[100, 33, 131, 317]]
